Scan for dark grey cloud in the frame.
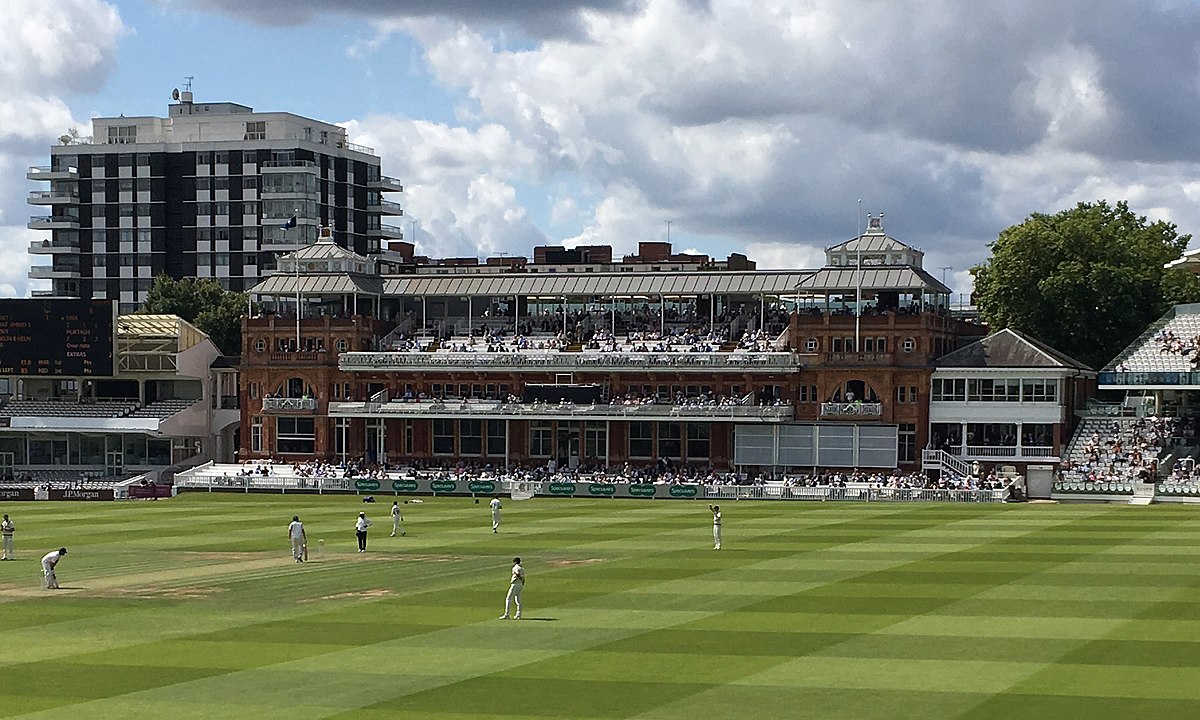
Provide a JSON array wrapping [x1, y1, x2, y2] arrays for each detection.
[[171, 0, 649, 39], [640, 1, 1200, 162]]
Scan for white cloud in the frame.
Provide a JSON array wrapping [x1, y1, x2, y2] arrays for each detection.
[[0, 0, 124, 298]]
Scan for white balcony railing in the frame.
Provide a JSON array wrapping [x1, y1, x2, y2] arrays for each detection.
[[329, 400, 794, 422], [339, 351, 802, 373], [262, 397, 317, 412], [820, 401, 883, 417]]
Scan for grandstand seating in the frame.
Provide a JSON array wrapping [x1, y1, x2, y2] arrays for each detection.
[[128, 399, 199, 418], [0, 400, 139, 418], [1105, 310, 1200, 372], [0, 469, 140, 489], [1061, 415, 1177, 492]]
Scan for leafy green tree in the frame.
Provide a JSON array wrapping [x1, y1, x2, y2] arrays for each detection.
[[972, 200, 1200, 369], [140, 274, 250, 355]]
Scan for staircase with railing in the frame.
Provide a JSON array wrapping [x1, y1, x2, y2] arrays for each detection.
[[921, 449, 971, 478]]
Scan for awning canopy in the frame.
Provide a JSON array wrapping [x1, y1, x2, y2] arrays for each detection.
[[793, 266, 951, 294], [250, 274, 385, 296], [380, 270, 812, 298]]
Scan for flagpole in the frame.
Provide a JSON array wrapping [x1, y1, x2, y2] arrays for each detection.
[[290, 213, 300, 352], [855, 202, 862, 353]]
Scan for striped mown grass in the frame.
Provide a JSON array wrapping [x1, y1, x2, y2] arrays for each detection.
[[1, 494, 1200, 719]]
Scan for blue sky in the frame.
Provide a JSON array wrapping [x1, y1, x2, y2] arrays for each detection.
[[7, 0, 1200, 298]]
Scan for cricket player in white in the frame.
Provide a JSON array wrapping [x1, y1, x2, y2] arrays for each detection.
[[288, 515, 307, 563], [42, 547, 66, 589], [1, 514, 13, 560], [709, 504, 722, 550], [391, 501, 405, 536], [489, 496, 502, 533], [499, 556, 524, 619]]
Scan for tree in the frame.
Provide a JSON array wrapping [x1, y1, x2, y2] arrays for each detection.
[[140, 275, 250, 356], [972, 200, 1200, 369]]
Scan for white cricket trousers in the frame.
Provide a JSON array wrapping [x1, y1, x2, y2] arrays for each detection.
[[504, 583, 523, 617], [713, 524, 722, 549]]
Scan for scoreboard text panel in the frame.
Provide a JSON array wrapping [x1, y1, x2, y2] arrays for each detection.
[[0, 300, 115, 376]]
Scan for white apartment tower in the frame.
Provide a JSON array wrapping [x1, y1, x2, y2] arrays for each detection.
[[28, 93, 404, 313]]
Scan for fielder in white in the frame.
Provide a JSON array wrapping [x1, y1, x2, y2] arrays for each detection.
[[288, 515, 307, 563], [41, 547, 67, 589], [391, 501, 405, 536], [499, 556, 524, 619], [489, 496, 502, 533], [709, 504, 722, 550], [1, 514, 13, 560]]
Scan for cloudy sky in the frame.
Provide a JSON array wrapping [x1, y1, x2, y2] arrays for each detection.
[[7, 0, 1200, 298]]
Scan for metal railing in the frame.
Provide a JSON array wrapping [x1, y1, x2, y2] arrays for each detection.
[[820, 402, 883, 417], [262, 397, 317, 412], [328, 400, 794, 421], [339, 351, 802, 372], [261, 160, 317, 169], [921, 449, 971, 477]]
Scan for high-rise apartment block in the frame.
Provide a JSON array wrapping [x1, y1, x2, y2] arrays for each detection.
[[27, 92, 403, 313]]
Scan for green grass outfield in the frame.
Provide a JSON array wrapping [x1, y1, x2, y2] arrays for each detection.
[[2, 495, 1200, 719]]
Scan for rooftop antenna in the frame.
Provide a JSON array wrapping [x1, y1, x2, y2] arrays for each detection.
[[179, 76, 195, 105]]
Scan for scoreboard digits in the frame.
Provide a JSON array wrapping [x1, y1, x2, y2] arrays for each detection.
[[0, 300, 115, 376]]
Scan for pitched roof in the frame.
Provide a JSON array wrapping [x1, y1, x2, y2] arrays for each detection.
[[380, 270, 812, 298], [249, 274, 385, 296], [793, 265, 950, 293], [934, 328, 1093, 370], [289, 236, 371, 263], [825, 233, 916, 254]]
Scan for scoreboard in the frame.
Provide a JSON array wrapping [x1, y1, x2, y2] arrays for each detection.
[[0, 300, 115, 377]]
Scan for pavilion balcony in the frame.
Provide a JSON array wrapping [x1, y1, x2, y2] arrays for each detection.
[[820, 401, 883, 417], [337, 351, 803, 374], [942, 445, 1059, 461], [328, 399, 794, 422], [803, 351, 897, 366], [262, 397, 318, 413]]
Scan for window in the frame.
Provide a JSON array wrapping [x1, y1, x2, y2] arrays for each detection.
[[433, 418, 455, 455], [1022, 379, 1058, 403], [902, 338, 915, 353], [334, 418, 348, 457], [629, 421, 652, 458], [276, 417, 315, 454], [336, 338, 348, 352], [245, 121, 267, 140], [487, 420, 506, 456], [687, 424, 710, 459], [459, 419, 482, 455], [530, 421, 552, 457], [251, 416, 263, 452], [658, 422, 682, 459], [909, 386, 918, 403], [932, 378, 966, 402], [584, 422, 606, 459], [899, 423, 916, 463], [1022, 423, 1054, 448], [107, 125, 137, 144]]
